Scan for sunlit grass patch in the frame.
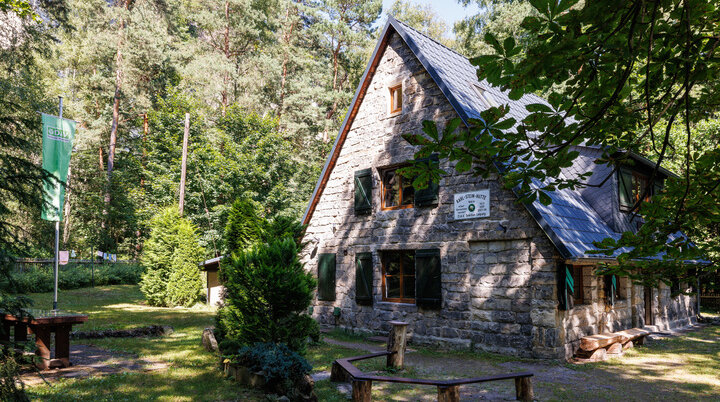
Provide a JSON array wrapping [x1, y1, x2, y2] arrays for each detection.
[[24, 285, 264, 401]]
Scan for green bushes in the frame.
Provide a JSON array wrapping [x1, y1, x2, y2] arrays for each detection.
[[140, 207, 205, 307], [1, 263, 143, 294], [229, 342, 312, 393], [216, 238, 318, 355]]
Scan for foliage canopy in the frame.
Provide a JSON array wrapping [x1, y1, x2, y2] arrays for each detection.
[[405, 0, 720, 285]]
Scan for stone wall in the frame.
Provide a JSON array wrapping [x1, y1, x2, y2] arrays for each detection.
[[299, 30, 696, 361], [300, 31, 565, 359], [561, 266, 696, 358]]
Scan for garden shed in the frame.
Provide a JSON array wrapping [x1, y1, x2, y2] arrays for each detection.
[[200, 256, 223, 306], [299, 17, 698, 360]]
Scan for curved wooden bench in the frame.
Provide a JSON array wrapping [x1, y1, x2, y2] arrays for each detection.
[[331, 351, 533, 402]]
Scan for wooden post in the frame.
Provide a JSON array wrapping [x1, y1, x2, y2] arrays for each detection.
[[54, 325, 71, 367], [33, 326, 51, 370], [178, 112, 190, 216], [437, 385, 460, 402], [515, 377, 533, 401], [351, 379, 372, 402], [386, 321, 408, 369], [330, 361, 348, 382]]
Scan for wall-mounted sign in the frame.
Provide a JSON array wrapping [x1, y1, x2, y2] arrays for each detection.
[[454, 190, 490, 220]]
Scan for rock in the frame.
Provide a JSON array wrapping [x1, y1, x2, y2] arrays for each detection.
[[606, 342, 623, 356], [249, 370, 266, 388], [574, 347, 607, 362], [622, 341, 634, 350], [277, 397, 290, 402], [202, 327, 218, 352]]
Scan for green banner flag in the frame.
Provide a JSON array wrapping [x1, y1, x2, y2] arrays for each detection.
[[41, 113, 75, 222]]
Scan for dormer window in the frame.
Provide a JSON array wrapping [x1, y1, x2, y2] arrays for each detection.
[[472, 84, 498, 108], [619, 167, 663, 211], [389, 84, 402, 115]]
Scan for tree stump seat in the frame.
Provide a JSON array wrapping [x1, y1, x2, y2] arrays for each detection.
[[575, 327, 651, 361]]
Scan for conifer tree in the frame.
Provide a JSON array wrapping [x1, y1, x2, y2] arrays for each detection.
[[140, 207, 204, 307], [223, 198, 264, 254]]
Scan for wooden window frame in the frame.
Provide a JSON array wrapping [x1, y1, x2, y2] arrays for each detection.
[[380, 166, 414, 210], [631, 171, 651, 204], [620, 168, 656, 212], [389, 84, 402, 115], [381, 250, 415, 304], [570, 265, 585, 305]]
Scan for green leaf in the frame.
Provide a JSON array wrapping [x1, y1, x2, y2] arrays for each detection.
[[503, 36, 516, 55], [538, 191, 552, 206], [493, 118, 516, 130], [484, 32, 503, 55]]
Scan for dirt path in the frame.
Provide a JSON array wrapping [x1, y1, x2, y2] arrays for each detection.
[[320, 323, 720, 401], [21, 344, 168, 386]]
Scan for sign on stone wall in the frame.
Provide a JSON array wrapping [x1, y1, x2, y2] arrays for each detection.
[[454, 190, 490, 220]]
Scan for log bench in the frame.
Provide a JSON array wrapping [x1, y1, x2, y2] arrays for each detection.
[[575, 327, 650, 361], [331, 351, 534, 402]]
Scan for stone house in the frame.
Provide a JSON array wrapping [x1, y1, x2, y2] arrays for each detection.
[[299, 17, 697, 359]]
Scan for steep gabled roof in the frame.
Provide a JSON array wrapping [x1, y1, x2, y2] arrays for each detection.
[[302, 17, 623, 261]]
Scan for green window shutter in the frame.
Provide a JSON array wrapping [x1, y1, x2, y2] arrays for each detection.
[[355, 252, 373, 305], [354, 169, 372, 215], [558, 264, 572, 310], [604, 275, 616, 306], [415, 154, 439, 207], [318, 253, 336, 301], [415, 248, 441, 309], [618, 167, 633, 209]]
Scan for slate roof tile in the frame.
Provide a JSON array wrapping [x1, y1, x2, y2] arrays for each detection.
[[392, 18, 620, 259]]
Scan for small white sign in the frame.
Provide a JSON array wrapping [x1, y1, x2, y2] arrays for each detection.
[[454, 190, 490, 220]]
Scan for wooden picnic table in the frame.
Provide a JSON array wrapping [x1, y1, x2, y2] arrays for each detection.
[[0, 309, 88, 370]]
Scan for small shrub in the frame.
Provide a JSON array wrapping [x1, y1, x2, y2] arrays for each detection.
[[140, 207, 205, 307], [230, 342, 311, 393], [216, 238, 317, 354]]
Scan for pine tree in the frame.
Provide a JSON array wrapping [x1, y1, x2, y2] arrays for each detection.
[[223, 198, 264, 254]]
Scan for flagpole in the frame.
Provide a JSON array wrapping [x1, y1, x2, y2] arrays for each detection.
[[53, 96, 63, 311]]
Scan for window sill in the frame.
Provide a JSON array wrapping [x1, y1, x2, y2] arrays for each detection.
[[376, 301, 417, 309]]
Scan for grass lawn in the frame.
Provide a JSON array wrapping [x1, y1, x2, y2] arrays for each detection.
[[22, 285, 720, 401], [25, 285, 264, 401]]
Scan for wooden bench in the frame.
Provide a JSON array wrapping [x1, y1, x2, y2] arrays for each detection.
[[576, 327, 650, 361], [331, 351, 534, 402]]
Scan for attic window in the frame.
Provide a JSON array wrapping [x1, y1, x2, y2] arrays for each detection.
[[472, 84, 498, 108], [618, 167, 663, 211], [389, 84, 402, 115]]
